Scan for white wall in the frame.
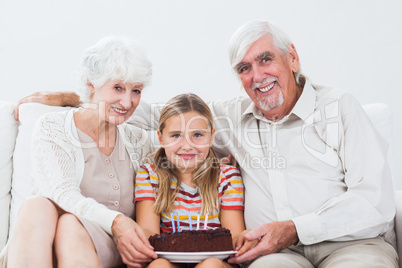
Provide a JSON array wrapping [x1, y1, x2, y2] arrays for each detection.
[[1, 0, 401, 187]]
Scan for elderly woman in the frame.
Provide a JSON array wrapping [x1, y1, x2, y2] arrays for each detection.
[[3, 36, 157, 267]]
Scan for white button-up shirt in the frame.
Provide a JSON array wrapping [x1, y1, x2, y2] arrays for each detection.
[[133, 79, 396, 247]]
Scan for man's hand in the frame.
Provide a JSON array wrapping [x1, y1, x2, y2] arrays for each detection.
[[112, 215, 158, 267], [228, 220, 299, 264], [14, 91, 81, 121], [233, 229, 259, 256], [220, 155, 238, 167]]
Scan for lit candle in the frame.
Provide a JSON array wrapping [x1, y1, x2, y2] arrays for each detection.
[[197, 214, 200, 230], [176, 212, 181, 233], [203, 213, 208, 230], [170, 212, 175, 234], [188, 211, 193, 231]]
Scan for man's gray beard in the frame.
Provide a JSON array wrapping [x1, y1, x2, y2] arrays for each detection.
[[258, 91, 284, 111]]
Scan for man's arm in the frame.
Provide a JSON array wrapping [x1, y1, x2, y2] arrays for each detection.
[[291, 94, 395, 245], [14, 91, 81, 120]]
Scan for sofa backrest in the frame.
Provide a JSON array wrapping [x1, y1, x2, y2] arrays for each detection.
[[9, 103, 72, 238], [0, 101, 397, 252], [0, 101, 18, 249]]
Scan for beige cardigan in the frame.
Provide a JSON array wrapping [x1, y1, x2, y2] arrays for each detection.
[[30, 108, 152, 235]]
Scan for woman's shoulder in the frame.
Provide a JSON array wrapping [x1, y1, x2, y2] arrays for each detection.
[[119, 122, 148, 138], [36, 108, 75, 126], [33, 109, 76, 140]]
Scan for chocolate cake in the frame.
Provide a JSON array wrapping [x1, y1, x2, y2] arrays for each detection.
[[149, 228, 233, 252]]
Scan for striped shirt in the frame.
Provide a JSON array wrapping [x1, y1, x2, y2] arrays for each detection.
[[134, 163, 244, 233]]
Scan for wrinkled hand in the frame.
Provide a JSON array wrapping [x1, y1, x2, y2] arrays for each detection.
[[14, 91, 80, 121], [112, 215, 158, 267], [233, 229, 259, 256], [228, 221, 299, 264]]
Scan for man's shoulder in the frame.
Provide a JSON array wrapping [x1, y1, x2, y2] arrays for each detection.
[[313, 83, 361, 112], [208, 96, 252, 116]]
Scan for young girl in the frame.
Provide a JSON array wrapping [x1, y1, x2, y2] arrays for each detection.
[[135, 93, 255, 268]]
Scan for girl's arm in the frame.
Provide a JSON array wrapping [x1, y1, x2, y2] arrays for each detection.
[[221, 210, 258, 255], [220, 209, 246, 245], [135, 200, 161, 238]]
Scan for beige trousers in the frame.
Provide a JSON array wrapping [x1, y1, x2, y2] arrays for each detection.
[[246, 237, 398, 268]]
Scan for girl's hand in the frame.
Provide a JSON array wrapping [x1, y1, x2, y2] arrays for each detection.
[[112, 215, 158, 267], [233, 229, 258, 257]]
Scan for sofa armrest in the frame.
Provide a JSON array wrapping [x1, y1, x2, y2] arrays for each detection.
[[395, 190, 402, 267]]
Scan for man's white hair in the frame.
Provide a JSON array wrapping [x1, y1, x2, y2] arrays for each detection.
[[228, 20, 302, 85], [74, 36, 152, 102]]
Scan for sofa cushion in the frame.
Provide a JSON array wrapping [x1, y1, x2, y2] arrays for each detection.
[[9, 103, 71, 237], [0, 101, 18, 249], [362, 103, 396, 184]]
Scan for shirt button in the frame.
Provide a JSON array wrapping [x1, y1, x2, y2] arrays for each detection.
[[105, 158, 111, 164], [108, 173, 114, 178], [113, 185, 119, 190], [114, 201, 119, 207]]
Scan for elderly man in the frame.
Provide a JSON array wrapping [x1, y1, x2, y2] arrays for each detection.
[[15, 20, 398, 267], [208, 20, 398, 267]]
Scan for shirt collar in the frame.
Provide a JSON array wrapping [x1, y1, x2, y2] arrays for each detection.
[[241, 79, 316, 124]]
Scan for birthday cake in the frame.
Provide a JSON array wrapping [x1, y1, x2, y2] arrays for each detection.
[[149, 228, 233, 252]]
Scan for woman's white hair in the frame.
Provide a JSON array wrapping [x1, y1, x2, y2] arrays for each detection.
[[228, 20, 303, 85], [74, 36, 152, 102]]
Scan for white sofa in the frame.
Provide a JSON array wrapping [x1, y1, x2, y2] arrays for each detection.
[[0, 101, 401, 266]]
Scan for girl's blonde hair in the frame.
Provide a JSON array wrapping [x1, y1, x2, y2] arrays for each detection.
[[152, 93, 220, 215]]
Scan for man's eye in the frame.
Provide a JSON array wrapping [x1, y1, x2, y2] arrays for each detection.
[[172, 134, 181, 138], [239, 66, 249, 74], [194, 133, 202, 138], [262, 57, 270, 63]]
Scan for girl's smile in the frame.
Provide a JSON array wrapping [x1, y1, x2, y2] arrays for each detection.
[[158, 111, 215, 175]]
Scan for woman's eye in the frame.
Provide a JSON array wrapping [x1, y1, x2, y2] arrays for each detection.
[[114, 86, 122, 91], [133, 89, 141, 94]]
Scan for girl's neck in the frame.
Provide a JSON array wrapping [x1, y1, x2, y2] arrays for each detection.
[[177, 171, 196, 189]]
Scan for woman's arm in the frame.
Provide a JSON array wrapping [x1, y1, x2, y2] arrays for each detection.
[[135, 200, 161, 237], [31, 112, 120, 234], [112, 214, 157, 267]]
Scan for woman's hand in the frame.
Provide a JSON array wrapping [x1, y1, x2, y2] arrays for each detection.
[[112, 214, 158, 267]]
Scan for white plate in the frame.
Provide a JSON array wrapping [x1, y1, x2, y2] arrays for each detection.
[[155, 251, 237, 263]]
